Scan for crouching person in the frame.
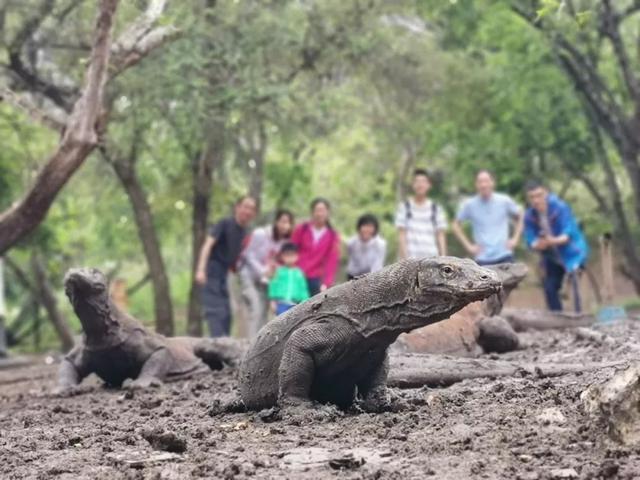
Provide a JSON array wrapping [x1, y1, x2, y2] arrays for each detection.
[[268, 243, 310, 316]]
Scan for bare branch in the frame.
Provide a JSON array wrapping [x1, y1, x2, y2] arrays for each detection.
[[0, 86, 67, 130], [0, 0, 119, 255], [600, 0, 640, 103], [110, 0, 180, 78]]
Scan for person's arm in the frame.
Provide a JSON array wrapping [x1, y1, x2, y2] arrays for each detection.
[[524, 212, 547, 251], [436, 204, 448, 256], [195, 236, 216, 285], [547, 205, 571, 246], [321, 233, 341, 290], [371, 238, 386, 272], [395, 202, 408, 260], [437, 230, 448, 257], [452, 220, 480, 256], [508, 210, 525, 249], [506, 198, 524, 250], [397, 228, 408, 260]]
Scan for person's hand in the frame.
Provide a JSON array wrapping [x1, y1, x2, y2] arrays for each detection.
[[506, 238, 519, 250], [320, 284, 328, 292], [270, 301, 277, 314], [467, 244, 483, 256], [533, 237, 550, 251], [195, 269, 207, 286]]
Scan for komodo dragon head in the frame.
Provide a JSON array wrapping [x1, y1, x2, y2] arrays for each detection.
[[350, 257, 502, 336], [64, 268, 117, 338], [483, 262, 528, 316]]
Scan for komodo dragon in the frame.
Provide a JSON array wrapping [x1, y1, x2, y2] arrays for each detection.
[[56, 268, 243, 392], [238, 257, 501, 411]]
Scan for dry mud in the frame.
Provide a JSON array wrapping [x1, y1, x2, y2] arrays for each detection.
[[2, 321, 640, 479]]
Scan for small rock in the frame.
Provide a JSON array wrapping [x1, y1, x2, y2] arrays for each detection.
[[141, 428, 187, 453], [597, 459, 619, 478], [536, 407, 566, 426], [549, 468, 578, 479], [328, 453, 365, 470], [582, 365, 640, 445], [257, 407, 281, 423]]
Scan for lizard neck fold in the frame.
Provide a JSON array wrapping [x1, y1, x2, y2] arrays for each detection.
[[73, 296, 122, 346]]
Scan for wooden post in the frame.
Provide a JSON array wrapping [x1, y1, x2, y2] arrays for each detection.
[[0, 258, 7, 356]]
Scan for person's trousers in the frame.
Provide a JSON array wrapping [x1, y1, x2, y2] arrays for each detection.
[[202, 265, 231, 337], [306, 277, 322, 297], [275, 301, 296, 316], [477, 254, 515, 266], [239, 270, 268, 338], [541, 257, 565, 311]]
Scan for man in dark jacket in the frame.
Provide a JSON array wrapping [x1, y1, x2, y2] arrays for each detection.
[[195, 196, 257, 336]]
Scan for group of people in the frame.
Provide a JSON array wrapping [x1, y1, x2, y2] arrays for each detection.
[[195, 168, 589, 338]]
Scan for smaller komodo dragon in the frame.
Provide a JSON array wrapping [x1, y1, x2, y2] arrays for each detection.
[[238, 257, 501, 411], [56, 268, 243, 393]]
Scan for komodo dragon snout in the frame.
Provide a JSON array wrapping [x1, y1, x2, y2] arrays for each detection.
[[64, 267, 109, 306]]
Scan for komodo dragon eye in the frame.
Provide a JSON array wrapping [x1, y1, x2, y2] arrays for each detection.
[[441, 266, 454, 275]]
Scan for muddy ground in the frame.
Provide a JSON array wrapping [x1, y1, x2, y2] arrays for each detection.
[[2, 321, 640, 480]]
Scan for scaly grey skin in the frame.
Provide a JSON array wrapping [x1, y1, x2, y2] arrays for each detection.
[[483, 262, 528, 316], [239, 257, 501, 411], [56, 268, 242, 393]]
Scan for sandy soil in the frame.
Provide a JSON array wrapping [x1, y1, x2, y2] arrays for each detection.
[[2, 320, 640, 480]]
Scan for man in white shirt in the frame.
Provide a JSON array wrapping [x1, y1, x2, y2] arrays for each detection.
[[396, 169, 448, 259]]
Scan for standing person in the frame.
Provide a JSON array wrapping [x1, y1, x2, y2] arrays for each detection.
[[523, 180, 589, 312], [291, 198, 340, 296], [452, 169, 524, 265], [195, 196, 257, 337], [268, 243, 310, 315], [395, 168, 448, 260], [238, 209, 294, 337], [346, 214, 387, 280]]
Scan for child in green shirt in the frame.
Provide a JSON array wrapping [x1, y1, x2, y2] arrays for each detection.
[[268, 243, 310, 315]]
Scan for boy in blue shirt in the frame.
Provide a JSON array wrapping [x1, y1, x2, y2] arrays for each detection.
[[524, 180, 589, 311]]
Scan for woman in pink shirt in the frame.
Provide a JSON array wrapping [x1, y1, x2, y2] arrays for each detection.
[[291, 198, 340, 296]]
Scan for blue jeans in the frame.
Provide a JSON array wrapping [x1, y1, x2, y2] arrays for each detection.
[[542, 257, 565, 311], [306, 277, 322, 297], [202, 262, 231, 337], [275, 301, 296, 316]]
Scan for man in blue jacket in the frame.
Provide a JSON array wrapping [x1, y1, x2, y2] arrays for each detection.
[[524, 180, 589, 311]]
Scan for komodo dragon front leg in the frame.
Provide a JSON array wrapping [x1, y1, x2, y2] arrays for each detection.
[[278, 321, 359, 409], [53, 347, 90, 396], [357, 354, 392, 412], [123, 347, 173, 390]]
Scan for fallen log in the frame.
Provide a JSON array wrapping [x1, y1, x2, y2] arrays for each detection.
[[387, 353, 625, 388], [502, 307, 595, 332]]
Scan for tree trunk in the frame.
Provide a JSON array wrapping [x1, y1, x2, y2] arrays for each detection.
[[248, 123, 267, 213], [187, 119, 226, 336], [387, 353, 624, 389], [30, 253, 75, 352], [0, 0, 118, 255], [110, 157, 174, 336]]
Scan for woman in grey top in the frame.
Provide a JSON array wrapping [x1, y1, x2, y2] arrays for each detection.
[[346, 214, 387, 280], [239, 209, 294, 337]]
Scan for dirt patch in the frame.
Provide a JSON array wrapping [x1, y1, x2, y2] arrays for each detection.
[[2, 321, 640, 479]]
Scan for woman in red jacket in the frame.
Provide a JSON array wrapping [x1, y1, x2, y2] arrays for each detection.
[[291, 198, 341, 296]]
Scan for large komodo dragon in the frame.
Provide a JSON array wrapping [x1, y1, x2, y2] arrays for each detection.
[[57, 268, 243, 392], [239, 257, 501, 411]]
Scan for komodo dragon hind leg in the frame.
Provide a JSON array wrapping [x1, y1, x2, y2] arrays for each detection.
[[193, 338, 247, 370]]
